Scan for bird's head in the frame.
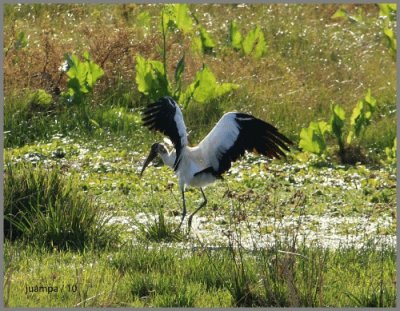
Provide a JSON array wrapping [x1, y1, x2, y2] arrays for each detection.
[[140, 143, 168, 177]]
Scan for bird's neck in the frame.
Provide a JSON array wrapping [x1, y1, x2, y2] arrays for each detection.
[[159, 149, 176, 169]]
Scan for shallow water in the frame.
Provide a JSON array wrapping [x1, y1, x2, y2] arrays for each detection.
[[109, 212, 395, 250]]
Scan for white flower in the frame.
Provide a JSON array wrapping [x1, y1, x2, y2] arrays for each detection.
[[58, 60, 69, 72]]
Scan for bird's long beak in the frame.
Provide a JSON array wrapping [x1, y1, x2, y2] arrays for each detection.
[[140, 144, 158, 177]]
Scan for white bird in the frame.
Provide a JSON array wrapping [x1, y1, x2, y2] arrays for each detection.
[[140, 96, 292, 231]]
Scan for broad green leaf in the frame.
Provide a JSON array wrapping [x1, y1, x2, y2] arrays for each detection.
[[191, 66, 218, 103], [331, 8, 347, 19], [135, 54, 150, 94], [64, 52, 104, 105], [331, 7, 361, 23], [242, 26, 267, 58], [347, 90, 377, 144], [87, 61, 104, 88], [229, 21, 242, 49], [242, 27, 256, 55], [162, 6, 173, 31], [86, 53, 104, 90], [82, 51, 90, 61], [347, 130, 354, 144], [137, 11, 151, 28], [299, 127, 320, 154], [384, 27, 394, 39], [180, 66, 238, 106], [14, 31, 28, 50], [199, 26, 215, 53], [378, 3, 397, 21], [333, 103, 346, 120], [317, 120, 331, 136], [193, 66, 238, 103], [252, 29, 267, 59], [135, 55, 170, 100], [149, 59, 165, 75], [350, 100, 364, 128], [29, 89, 52, 106], [191, 26, 215, 54], [330, 103, 345, 150], [378, 4, 390, 16], [174, 55, 185, 85], [67, 78, 82, 95], [384, 27, 397, 54], [163, 4, 193, 34], [149, 62, 169, 99], [299, 121, 329, 155], [385, 138, 397, 163], [174, 4, 193, 34], [66, 55, 89, 93], [191, 36, 203, 53], [364, 88, 377, 109], [347, 100, 364, 144], [215, 82, 239, 97], [330, 104, 346, 135]]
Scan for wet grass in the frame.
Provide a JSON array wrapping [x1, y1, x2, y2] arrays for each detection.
[[3, 3, 396, 307], [136, 208, 184, 243], [4, 134, 396, 307]]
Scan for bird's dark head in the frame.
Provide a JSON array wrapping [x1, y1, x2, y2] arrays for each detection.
[[140, 143, 167, 177]]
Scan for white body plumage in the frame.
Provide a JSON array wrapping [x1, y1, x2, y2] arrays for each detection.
[[140, 97, 291, 231]]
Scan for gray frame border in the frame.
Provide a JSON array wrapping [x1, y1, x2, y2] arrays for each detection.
[[1, 0, 398, 310]]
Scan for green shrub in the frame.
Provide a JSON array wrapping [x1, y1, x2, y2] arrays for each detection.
[[137, 208, 183, 243], [299, 89, 379, 164], [378, 4, 397, 57], [299, 121, 330, 156], [135, 4, 238, 107], [28, 89, 53, 108], [229, 21, 267, 58], [62, 51, 104, 105], [4, 162, 119, 250], [383, 138, 396, 165]]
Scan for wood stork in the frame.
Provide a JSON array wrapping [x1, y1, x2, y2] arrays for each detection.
[[140, 96, 292, 232]]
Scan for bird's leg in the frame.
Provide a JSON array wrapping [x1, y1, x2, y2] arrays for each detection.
[[187, 188, 208, 232], [176, 189, 187, 231]]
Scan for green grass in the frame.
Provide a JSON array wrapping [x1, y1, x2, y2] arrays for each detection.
[[4, 161, 120, 251], [3, 3, 396, 307], [4, 237, 396, 307], [3, 134, 396, 306], [4, 3, 396, 152], [136, 208, 184, 242]]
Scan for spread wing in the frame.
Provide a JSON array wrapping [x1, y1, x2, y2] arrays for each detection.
[[142, 96, 188, 170], [197, 112, 292, 175]]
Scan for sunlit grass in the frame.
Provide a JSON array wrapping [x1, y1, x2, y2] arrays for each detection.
[[4, 162, 121, 251], [4, 3, 396, 153], [136, 208, 184, 242], [4, 236, 396, 307]]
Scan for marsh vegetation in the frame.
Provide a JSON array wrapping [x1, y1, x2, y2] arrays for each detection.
[[3, 3, 396, 307]]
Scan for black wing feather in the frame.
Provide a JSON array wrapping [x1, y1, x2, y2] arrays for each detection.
[[141, 97, 187, 170], [216, 113, 292, 175]]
